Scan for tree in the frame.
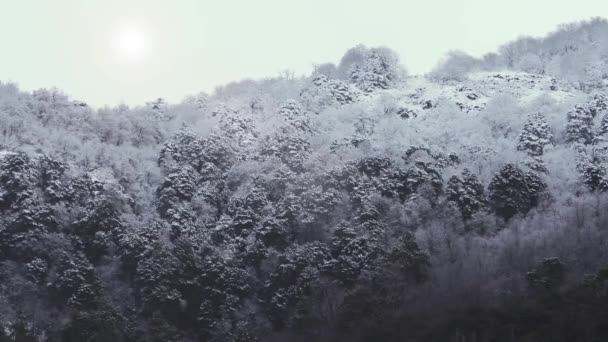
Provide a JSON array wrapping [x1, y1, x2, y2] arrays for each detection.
[[599, 112, 608, 137], [146, 98, 171, 120], [526, 257, 565, 294], [260, 133, 311, 172], [325, 223, 377, 286], [350, 49, 397, 92], [565, 105, 594, 145], [51, 253, 103, 309], [299, 74, 360, 113], [402, 161, 443, 199], [586, 93, 608, 118], [574, 146, 608, 191], [278, 99, 311, 134], [517, 112, 553, 156], [262, 242, 331, 330], [488, 164, 547, 220], [157, 166, 196, 220], [73, 199, 125, 262], [0, 151, 37, 210], [446, 169, 487, 220], [385, 232, 429, 282], [37, 155, 71, 203], [158, 124, 204, 172], [213, 104, 259, 153]]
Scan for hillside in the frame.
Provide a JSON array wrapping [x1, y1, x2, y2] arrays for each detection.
[[2, 21, 608, 342]]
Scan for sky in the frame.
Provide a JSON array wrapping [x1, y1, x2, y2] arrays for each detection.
[[0, 1, 607, 107]]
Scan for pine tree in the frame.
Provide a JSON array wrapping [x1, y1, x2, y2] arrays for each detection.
[[446, 169, 487, 220], [350, 49, 396, 93], [37, 155, 69, 202], [213, 104, 259, 152], [574, 146, 608, 191], [586, 93, 608, 118], [386, 232, 429, 281], [299, 74, 360, 113], [598, 112, 608, 139], [404, 161, 443, 198], [356, 203, 388, 248], [262, 241, 331, 329], [0, 151, 38, 210], [158, 123, 204, 172], [52, 253, 103, 309], [488, 164, 547, 220], [325, 223, 376, 286], [278, 99, 311, 134], [256, 217, 289, 251], [517, 112, 553, 156], [73, 199, 125, 262], [156, 166, 197, 229], [261, 133, 311, 172], [565, 105, 595, 145], [159, 125, 236, 180]]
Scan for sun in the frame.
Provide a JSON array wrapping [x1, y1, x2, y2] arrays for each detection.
[[111, 22, 150, 64]]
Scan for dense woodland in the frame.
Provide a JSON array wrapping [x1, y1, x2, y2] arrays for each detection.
[[2, 18, 608, 342]]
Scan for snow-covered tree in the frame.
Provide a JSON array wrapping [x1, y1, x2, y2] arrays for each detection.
[[325, 223, 377, 285], [599, 112, 608, 137], [565, 105, 594, 145], [278, 99, 311, 134], [517, 112, 553, 156], [574, 145, 608, 191], [488, 164, 547, 220], [446, 169, 487, 220], [299, 74, 360, 113], [350, 49, 397, 92]]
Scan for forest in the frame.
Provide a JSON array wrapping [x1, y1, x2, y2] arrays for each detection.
[[1, 18, 608, 342]]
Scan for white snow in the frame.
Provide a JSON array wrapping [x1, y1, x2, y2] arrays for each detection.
[[0, 150, 16, 159], [88, 167, 117, 184], [360, 70, 581, 120]]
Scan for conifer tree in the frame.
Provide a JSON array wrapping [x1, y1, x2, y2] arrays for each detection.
[[565, 105, 594, 145], [350, 49, 395, 93], [517, 112, 553, 156], [446, 169, 487, 220]]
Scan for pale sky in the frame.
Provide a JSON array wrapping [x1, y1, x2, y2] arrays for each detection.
[[0, 1, 606, 107]]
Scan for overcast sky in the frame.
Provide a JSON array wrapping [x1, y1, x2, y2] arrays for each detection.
[[0, 1, 606, 107]]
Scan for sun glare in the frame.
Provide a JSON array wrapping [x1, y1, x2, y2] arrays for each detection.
[[111, 23, 150, 64]]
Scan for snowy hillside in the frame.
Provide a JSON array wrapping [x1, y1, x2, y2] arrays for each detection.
[[2, 19, 608, 342]]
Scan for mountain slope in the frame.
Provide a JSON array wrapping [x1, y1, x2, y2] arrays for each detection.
[[1, 26, 608, 342]]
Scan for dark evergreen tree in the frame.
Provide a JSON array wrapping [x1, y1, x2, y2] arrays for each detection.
[[575, 146, 608, 191], [586, 93, 608, 118], [299, 74, 360, 113], [385, 232, 429, 282], [350, 49, 396, 92], [517, 112, 553, 156], [526, 257, 565, 293], [446, 169, 487, 220], [488, 163, 547, 220], [0, 151, 37, 210], [262, 242, 331, 330], [324, 223, 377, 286], [213, 104, 259, 153], [261, 133, 311, 172], [278, 99, 311, 134], [565, 105, 594, 145], [37, 155, 71, 203]]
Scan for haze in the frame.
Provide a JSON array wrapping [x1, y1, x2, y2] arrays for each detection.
[[0, 0, 606, 107]]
